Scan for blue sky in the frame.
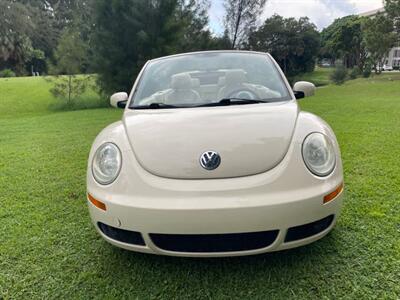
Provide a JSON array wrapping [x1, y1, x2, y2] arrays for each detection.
[[209, 0, 384, 34]]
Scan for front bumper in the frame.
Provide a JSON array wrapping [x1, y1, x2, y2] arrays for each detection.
[[87, 190, 343, 257]]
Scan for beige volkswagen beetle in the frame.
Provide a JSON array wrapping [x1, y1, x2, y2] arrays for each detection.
[[87, 51, 344, 257]]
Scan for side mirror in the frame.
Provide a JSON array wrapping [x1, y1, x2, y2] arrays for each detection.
[[110, 92, 128, 108], [293, 91, 305, 99], [293, 81, 316, 99]]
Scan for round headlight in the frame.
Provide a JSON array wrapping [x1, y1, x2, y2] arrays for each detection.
[[302, 133, 336, 177], [92, 143, 122, 185]]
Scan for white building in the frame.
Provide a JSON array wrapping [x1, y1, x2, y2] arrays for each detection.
[[360, 8, 400, 69]]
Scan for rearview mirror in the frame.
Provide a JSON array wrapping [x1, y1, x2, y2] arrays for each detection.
[[293, 81, 316, 99], [110, 92, 128, 108]]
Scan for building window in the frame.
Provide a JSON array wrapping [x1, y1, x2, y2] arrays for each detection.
[[394, 50, 400, 58]]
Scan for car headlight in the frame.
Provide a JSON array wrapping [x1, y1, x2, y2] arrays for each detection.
[[92, 143, 122, 185], [302, 133, 336, 177]]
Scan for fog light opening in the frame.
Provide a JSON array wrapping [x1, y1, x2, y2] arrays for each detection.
[[323, 183, 344, 204], [88, 193, 107, 211]]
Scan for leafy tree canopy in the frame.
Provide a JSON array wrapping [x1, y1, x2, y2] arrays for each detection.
[[363, 13, 396, 72], [0, 0, 95, 74], [49, 29, 89, 75], [92, 0, 223, 95], [320, 15, 367, 69], [385, 0, 400, 38], [248, 15, 320, 78], [0, 1, 43, 74], [223, 0, 267, 49]]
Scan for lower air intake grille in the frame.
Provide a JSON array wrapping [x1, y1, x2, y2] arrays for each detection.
[[285, 215, 335, 242], [98, 222, 145, 246], [150, 230, 279, 253]]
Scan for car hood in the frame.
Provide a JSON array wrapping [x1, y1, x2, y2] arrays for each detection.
[[123, 101, 299, 179]]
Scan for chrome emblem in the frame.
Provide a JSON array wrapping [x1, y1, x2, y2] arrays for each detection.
[[200, 151, 221, 170]]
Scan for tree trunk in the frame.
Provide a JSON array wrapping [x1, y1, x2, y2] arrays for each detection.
[[232, 0, 244, 49]]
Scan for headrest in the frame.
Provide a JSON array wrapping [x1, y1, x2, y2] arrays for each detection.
[[217, 77, 226, 86], [170, 73, 193, 90], [191, 78, 200, 88], [225, 70, 247, 85]]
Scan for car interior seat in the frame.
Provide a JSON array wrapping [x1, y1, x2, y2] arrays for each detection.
[[217, 70, 249, 99], [165, 73, 202, 105], [191, 78, 201, 88]]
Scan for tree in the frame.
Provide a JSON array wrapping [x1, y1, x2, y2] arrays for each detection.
[[14, 1, 59, 58], [47, 29, 90, 107], [49, 29, 89, 75], [177, 0, 213, 51], [213, 30, 233, 49], [385, 0, 400, 38], [17, 0, 94, 32], [0, 1, 40, 74], [320, 16, 367, 70], [7, 0, 95, 74], [363, 13, 396, 73], [223, 0, 267, 49], [92, 0, 198, 95], [248, 15, 320, 78]]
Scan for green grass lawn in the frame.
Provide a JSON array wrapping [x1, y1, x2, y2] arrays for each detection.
[[296, 67, 334, 86], [297, 66, 400, 87], [0, 76, 104, 119], [0, 75, 399, 299]]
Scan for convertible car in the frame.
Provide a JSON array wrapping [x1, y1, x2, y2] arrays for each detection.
[[87, 51, 344, 257]]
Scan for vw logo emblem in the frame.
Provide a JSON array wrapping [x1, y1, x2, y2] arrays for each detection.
[[200, 151, 221, 171]]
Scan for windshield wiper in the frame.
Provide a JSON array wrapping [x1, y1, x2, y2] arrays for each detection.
[[133, 98, 276, 109], [133, 103, 181, 109], [196, 98, 269, 107]]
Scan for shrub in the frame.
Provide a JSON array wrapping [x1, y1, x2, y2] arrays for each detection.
[[47, 75, 89, 109], [349, 67, 361, 79], [46, 75, 107, 111], [330, 66, 348, 85], [363, 66, 372, 78], [0, 69, 16, 78]]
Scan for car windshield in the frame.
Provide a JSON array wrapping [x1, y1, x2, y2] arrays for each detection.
[[130, 52, 292, 108]]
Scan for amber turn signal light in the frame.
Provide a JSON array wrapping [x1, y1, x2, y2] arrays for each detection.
[[88, 193, 107, 211], [324, 183, 344, 204]]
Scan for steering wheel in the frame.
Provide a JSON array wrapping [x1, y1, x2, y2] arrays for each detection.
[[227, 88, 258, 100]]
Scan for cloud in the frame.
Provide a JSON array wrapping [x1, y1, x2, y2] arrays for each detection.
[[209, 0, 384, 33], [262, 0, 383, 29], [262, 0, 343, 29], [209, 0, 225, 34]]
